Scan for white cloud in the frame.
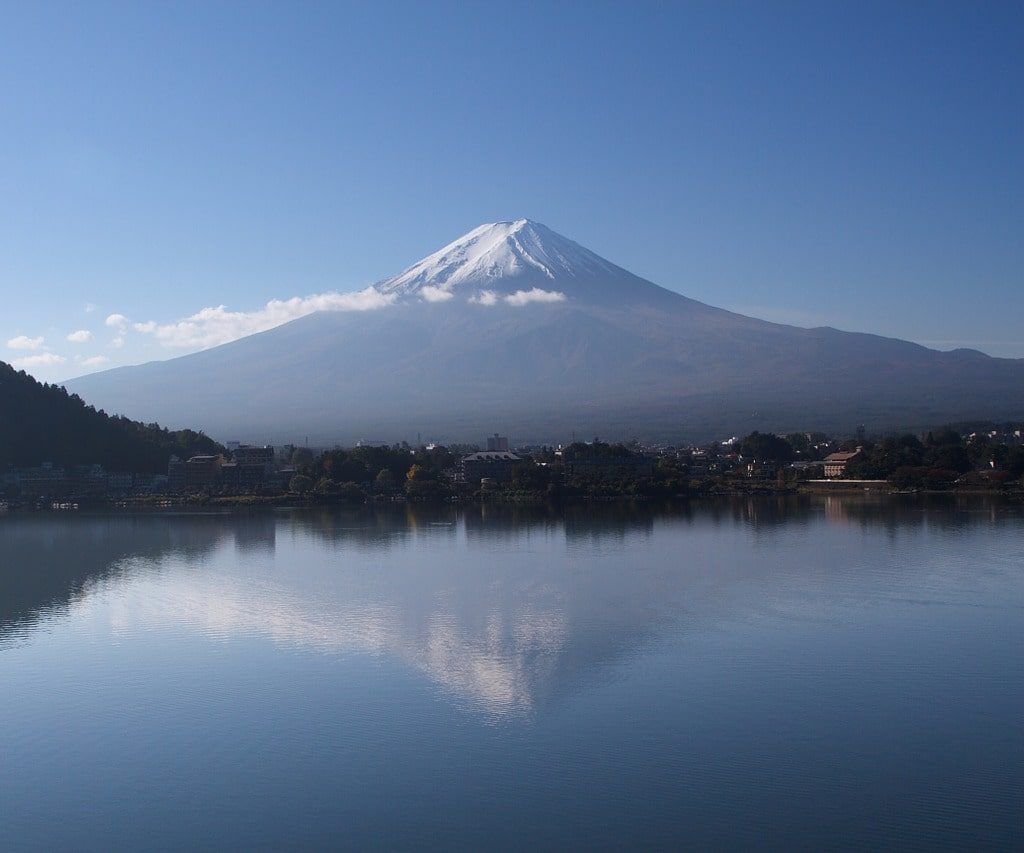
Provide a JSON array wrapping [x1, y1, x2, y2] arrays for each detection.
[[7, 335, 45, 350], [105, 313, 130, 329], [110, 336, 125, 348], [136, 287, 397, 350], [77, 355, 109, 368], [468, 288, 567, 307], [67, 329, 94, 343], [12, 352, 66, 369], [85, 302, 96, 314], [469, 290, 499, 306], [420, 285, 454, 303], [504, 288, 566, 306]]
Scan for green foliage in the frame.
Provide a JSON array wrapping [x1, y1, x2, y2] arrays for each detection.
[[0, 361, 223, 472], [310, 444, 454, 495], [405, 466, 449, 498], [374, 468, 397, 492], [889, 467, 960, 489], [785, 432, 811, 453], [997, 446, 1024, 479], [738, 431, 794, 462], [314, 477, 340, 495], [845, 429, 1022, 484], [290, 447, 315, 469], [321, 452, 369, 483], [413, 445, 456, 472], [561, 441, 634, 461], [313, 475, 364, 501], [289, 474, 314, 494], [845, 436, 922, 479], [511, 463, 551, 491]]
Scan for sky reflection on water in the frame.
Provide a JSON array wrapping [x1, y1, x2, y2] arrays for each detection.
[[1, 497, 1022, 850]]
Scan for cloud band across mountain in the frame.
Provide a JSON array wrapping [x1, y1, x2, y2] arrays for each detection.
[[132, 287, 397, 349], [127, 281, 567, 352], [470, 288, 566, 306]]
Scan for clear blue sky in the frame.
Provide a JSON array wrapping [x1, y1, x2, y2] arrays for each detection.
[[2, 0, 1021, 379]]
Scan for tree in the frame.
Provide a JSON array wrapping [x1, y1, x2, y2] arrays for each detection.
[[785, 432, 810, 454], [928, 444, 971, 474], [404, 463, 447, 498], [1008, 447, 1024, 480], [289, 474, 313, 494], [561, 441, 633, 462], [291, 447, 315, 469], [0, 360, 223, 472], [314, 477, 340, 495], [374, 468, 397, 493], [738, 431, 794, 463], [511, 462, 548, 491]]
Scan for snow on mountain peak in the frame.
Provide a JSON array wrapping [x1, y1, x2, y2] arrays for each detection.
[[377, 219, 620, 299]]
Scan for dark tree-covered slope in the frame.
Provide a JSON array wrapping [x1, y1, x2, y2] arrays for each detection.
[[0, 361, 223, 471]]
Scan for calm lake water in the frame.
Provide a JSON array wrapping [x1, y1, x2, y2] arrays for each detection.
[[1, 497, 1022, 851]]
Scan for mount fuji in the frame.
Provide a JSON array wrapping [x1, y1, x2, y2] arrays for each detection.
[[67, 219, 1024, 443]]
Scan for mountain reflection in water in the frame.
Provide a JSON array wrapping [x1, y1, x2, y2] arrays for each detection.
[[2, 495, 1022, 851], [2, 496, 1021, 719]]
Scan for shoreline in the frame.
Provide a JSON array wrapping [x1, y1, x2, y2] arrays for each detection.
[[2, 483, 1020, 514]]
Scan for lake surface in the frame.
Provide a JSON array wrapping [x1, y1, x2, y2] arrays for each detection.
[[1, 497, 1022, 851]]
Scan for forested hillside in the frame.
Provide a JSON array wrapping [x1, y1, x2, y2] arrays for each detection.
[[0, 362, 223, 472]]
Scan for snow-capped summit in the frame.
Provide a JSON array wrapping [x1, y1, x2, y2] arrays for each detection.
[[377, 219, 646, 304]]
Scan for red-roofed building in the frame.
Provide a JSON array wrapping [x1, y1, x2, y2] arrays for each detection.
[[823, 448, 863, 478]]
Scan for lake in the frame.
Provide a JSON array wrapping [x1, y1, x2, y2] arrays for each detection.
[[1, 497, 1022, 850]]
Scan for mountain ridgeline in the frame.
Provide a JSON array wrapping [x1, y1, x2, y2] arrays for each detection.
[[66, 220, 1024, 444], [0, 361, 223, 471]]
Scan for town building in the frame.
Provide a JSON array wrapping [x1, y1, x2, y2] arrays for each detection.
[[688, 452, 710, 477], [72, 464, 108, 495], [823, 448, 863, 478], [168, 456, 187, 492], [13, 463, 69, 497], [220, 461, 269, 492], [745, 461, 780, 481], [789, 460, 825, 480], [185, 455, 223, 490], [486, 434, 510, 452], [232, 444, 275, 471], [461, 451, 521, 485]]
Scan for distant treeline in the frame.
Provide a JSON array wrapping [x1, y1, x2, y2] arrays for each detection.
[[736, 427, 1024, 487], [289, 440, 691, 500], [845, 430, 1024, 487], [290, 444, 458, 499], [291, 431, 1024, 502], [0, 361, 223, 472]]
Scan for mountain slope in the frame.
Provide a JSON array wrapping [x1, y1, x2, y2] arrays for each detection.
[[0, 361, 222, 471], [66, 220, 1024, 443]]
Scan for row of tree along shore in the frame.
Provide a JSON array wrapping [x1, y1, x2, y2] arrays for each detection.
[[266, 426, 1024, 502], [5, 423, 1023, 511]]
